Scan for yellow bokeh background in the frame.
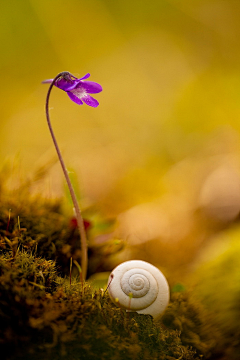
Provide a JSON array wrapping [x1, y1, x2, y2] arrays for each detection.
[[1, 0, 240, 268], [1, 1, 240, 345]]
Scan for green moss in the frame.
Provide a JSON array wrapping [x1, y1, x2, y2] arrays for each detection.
[[0, 162, 123, 278], [162, 291, 222, 359], [191, 227, 240, 360], [0, 163, 226, 359], [0, 252, 199, 360]]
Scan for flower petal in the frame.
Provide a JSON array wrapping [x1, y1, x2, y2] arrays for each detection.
[[42, 72, 102, 107], [55, 77, 77, 91], [42, 79, 53, 84], [79, 81, 103, 94], [82, 94, 99, 107], [79, 73, 91, 80], [67, 92, 84, 105]]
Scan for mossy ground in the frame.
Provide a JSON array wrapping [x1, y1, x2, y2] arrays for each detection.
[[0, 164, 237, 360], [0, 251, 201, 360]]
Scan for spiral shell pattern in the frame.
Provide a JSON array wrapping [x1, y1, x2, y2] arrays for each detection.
[[108, 260, 169, 319]]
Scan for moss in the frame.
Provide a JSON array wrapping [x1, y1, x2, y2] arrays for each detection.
[[0, 252, 199, 360], [191, 227, 240, 360], [0, 162, 123, 278], [161, 291, 222, 359], [0, 162, 229, 359], [0, 164, 201, 359]]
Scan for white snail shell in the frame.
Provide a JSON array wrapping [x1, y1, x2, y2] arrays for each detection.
[[108, 260, 169, 319]]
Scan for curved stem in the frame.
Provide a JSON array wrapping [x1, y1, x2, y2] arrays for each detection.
[[45, 71, 88, 280]]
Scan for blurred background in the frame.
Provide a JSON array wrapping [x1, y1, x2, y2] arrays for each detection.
[[1, 0, 240, 349]]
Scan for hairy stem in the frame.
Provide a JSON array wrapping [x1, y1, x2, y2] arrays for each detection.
[[45, 71, 88, 280]]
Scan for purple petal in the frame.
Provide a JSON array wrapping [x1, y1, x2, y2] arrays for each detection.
[[79, 81, 103, 94], [79, 73, 91, 80], [42, 79, 53, 84], [67, 92, 84, 105], [55, 77, 77, 91], [82, 94, 99, 107], [42, 72, 102, 107]]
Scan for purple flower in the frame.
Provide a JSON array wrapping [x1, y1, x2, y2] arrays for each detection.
[[43, 73, 102, 107]]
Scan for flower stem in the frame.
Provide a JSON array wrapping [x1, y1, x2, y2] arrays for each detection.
[[45, 71, 88, 281]]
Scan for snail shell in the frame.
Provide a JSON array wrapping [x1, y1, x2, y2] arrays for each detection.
[[108, 260, 169, 319]]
